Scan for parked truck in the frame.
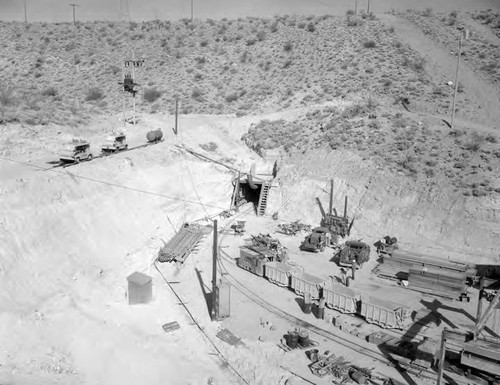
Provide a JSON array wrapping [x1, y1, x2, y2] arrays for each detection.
[[59, 140, 93, 163], [101, 133, 128, 153]]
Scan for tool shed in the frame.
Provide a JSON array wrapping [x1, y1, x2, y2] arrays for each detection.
[[127, 271, 152, 305]]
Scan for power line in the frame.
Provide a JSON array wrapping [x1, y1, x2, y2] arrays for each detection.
[[0, 156, 227, 211]]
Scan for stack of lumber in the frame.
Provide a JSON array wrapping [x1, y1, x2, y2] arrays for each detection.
[[408, 268, 467, 299], [373, 249, 476, 282], [158, 224, 212, 263]]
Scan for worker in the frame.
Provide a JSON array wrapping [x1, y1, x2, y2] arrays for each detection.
[[325, 232, 331, 247], [339, 268, 347, 286]]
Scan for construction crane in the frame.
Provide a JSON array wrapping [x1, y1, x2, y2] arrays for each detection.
[[437, 287, 500, 384]]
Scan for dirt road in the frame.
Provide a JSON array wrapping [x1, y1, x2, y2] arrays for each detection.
[[380, 13, 500, 127]]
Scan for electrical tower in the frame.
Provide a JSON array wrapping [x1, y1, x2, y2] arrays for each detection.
[[118, 52, 144, 125]]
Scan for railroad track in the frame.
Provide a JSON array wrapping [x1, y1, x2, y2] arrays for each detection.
[[47, 139, 164, 170], [216, 218, 471, 385]]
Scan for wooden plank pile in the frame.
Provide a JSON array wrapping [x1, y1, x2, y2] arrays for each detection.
[[158, 224, 212, 263], [408, 268, 468, 300], [373, 249, 476, 291]]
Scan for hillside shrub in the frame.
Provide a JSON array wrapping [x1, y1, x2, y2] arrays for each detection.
[[85, 88, 104, 101], [42, 87, 58, 97], [242, 119, 303, 154], [143, 88, 162, 103]]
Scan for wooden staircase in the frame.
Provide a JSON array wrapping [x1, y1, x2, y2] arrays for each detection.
[[257, 182, 271, 216]]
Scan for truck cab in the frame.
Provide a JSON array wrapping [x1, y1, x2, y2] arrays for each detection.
[[338, 241, 370, 268], [101, 133, 128, 153], [60, 141, 93, 163]]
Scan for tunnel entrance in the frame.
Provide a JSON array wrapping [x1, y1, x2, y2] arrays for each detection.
[[231, 166, 273, 216], [239, 182, 263, 212]]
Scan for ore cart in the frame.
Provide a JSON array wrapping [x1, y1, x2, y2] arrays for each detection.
[[264, 262, 294, 287], [323, 284, 360, 314], [360, 296, 411, 329], [290, 272, 325, 300]]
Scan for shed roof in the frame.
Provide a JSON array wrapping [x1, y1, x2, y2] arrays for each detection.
[[127, 271, 152, 285]]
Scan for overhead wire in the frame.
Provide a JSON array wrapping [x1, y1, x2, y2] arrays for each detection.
[[0, 156, 227, 211]]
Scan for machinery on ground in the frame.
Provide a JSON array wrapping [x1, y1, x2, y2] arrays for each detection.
[[301, 227, 329, 252], [101, 133, 128, 153], [277, 221, 312, 236], [230, 221, 246, 235], [248, 233, 288, 262], [437, 284, 500, 385], [304, 179, 354, 250], [375, 236, 399, 256], [59, 140, 93, 163], [338, 241, 370, 268]]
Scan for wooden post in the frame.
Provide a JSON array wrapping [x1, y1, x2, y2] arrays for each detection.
[[477, 276, 485, 322], [303, 292, 312, 314], [367, 0, 371, 13], [211, 220, 218, 321], [450, 37, 462, 131], [436, 328, 448, 385], [174, 97, 179, 135], [329, 179, 334, 217], [351, 262, 356, 281], [190, 0, 193, 22], [354, 0, 358, 15], [344, 196, 348, 219], [24, 1, 28, 23]]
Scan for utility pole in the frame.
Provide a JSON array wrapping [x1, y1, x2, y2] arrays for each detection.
[[367, 0, 371, 13], [174, 97, 179, 135], [190, 0, 194, 22], [23, 1, 28, 23], [450, 29, 469, 130], [211, 220, 218, 321], [354, 0, 358, 15], [69, 3, 78, 26]]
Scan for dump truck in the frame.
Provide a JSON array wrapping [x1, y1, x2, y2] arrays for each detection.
[[59, 140, 93, 163], [101, 133, 128, 153]]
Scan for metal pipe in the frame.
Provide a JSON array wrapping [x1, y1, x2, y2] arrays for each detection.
[[211, 220, 218, 320]]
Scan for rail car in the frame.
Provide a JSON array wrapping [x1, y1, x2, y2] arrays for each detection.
[[323, 284, 359, 314], [237, 247, 412, 329]]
